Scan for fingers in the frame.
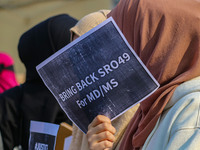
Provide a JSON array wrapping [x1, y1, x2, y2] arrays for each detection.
[[87, 129, 116, 144], [88, 121, 116, 134], [87, 115, 116, 150], [88, 115, 116, 139], [88, 115, 112, 130], [88, 140, 114, 150]]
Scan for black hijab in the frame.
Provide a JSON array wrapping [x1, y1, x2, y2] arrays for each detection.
[[0, 14, 78, 150], [18, 14, 78, 81]]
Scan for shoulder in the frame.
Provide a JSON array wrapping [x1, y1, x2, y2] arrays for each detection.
[[168, 91, 200, 135], [0, 85, 22, 100], [162, 89, 200, 150], [143, 77, 200, 150], [162, 76, 200, 134], [165, 76, 200, 110], [165, 77, 200, 132], [0, 85, 22, 115]]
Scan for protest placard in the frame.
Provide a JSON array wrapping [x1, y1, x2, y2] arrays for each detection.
[[29, 121, 59, 150], [36, 17, 159, 133]]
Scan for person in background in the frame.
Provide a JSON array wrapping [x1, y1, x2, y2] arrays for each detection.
[[0, 14, 77, 150], [68, 10, 140, 150], [0, 52, 18, 94], [0, 52, 18, 150], [86, 0, 200, 149]]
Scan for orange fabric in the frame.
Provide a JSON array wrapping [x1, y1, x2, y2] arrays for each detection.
[[108, 0, 200, 149]]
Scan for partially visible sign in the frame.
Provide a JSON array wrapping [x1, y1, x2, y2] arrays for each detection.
[[28, 121, 59, 150], [36, 17, 159, 134], [63, 136, 72, 150]]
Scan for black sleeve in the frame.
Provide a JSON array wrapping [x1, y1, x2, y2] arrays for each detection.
[[0, 86, 22, 150]]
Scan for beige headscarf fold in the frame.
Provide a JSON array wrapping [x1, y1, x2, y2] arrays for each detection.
[[70, 10, 110, 40], [108, 0, 200, 149]]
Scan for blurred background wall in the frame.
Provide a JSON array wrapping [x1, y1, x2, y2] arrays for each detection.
[[0, 0, 119, 83]]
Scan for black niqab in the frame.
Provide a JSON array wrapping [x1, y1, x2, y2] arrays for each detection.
[[0, 14, 77, 150], [18, 14, 77, 81]]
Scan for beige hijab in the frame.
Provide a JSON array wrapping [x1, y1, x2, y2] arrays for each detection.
[[69, 9, 139, 150], [108, 0, 200, 149]]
